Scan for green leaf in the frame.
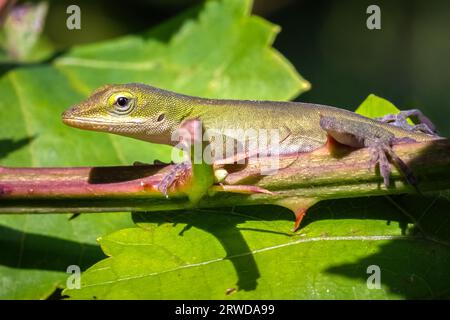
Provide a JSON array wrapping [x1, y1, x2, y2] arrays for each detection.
[[65, 194, 450, 299], [54, 0, 309, 100], [0, 0, 307, 299], [355, 93, 401, 118], [0, 213, 134, 299], [355, 94, 414, 126]]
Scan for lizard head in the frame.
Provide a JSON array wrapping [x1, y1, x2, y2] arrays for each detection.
[[62, 83, 193, 144]]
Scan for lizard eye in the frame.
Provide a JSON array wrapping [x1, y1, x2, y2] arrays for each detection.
[[116, 96, 129, 107], [109, 93, 135, 115]]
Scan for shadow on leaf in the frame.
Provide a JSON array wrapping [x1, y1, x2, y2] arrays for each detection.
[[0, 136, 35, 160], [323, 193, 450, 299], [131, 208, 280, 292], [0, 224, 104, 271], [325, 237, 450, 299], [129, 188, 450, 298]]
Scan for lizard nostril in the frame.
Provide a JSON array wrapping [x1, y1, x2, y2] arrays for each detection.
[[61, 107, 79, 122], [61, 109, 71, 120]]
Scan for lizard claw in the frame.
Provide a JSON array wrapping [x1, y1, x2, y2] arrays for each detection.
[[157, 162, 191, 197], [368, 142, 391, 186]]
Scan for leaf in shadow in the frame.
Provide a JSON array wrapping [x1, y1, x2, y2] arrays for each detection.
[[132, 210, 269, 292], [0, 224, 105, 271], [325, 193, 450, 299], [325, 237, 450, 299]]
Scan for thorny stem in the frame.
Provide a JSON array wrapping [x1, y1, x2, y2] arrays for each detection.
[[0, 139, 449, 214]]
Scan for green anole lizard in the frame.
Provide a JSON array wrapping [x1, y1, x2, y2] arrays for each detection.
[[62, 83, 441, 231]]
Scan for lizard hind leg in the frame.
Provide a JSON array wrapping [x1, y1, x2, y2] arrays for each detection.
[[367, 139, 417, 187], [319, 114, 417, 188], [382, 144, 417, 186], [367, 141, 391, 186]]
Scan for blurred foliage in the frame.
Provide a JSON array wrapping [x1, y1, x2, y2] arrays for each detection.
[[0, 1, 53, 62], [270, 0, 450, 137]]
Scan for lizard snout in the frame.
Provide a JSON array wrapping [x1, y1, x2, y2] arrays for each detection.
[[61, 105, 85, 127]]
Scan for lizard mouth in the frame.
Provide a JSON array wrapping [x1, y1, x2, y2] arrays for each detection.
[[61, 115, 125, 132], [62, 114, 145, 133], [62, 116, 107, 127]]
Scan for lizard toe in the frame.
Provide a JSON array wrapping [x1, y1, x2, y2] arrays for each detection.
[[367, 141, 417, 188], [368, 143, 391, 187], [157, 162, 192, 197], [376, 109, 438, 136]]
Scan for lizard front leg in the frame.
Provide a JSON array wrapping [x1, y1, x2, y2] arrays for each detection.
[[156, 119, 214, 204], [157, 119, 271, 203], [319, 115, 417, 187], [157, 161, 192, 197]]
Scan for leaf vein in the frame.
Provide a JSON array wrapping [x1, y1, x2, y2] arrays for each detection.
[[81, 235, 413, 288]]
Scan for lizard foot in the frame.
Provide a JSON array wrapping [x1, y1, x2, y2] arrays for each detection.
[[319, 114, 419, 188], [367, 139, 417, 187], [157, 161, 191, 197], [376, 109, 438, 135]]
